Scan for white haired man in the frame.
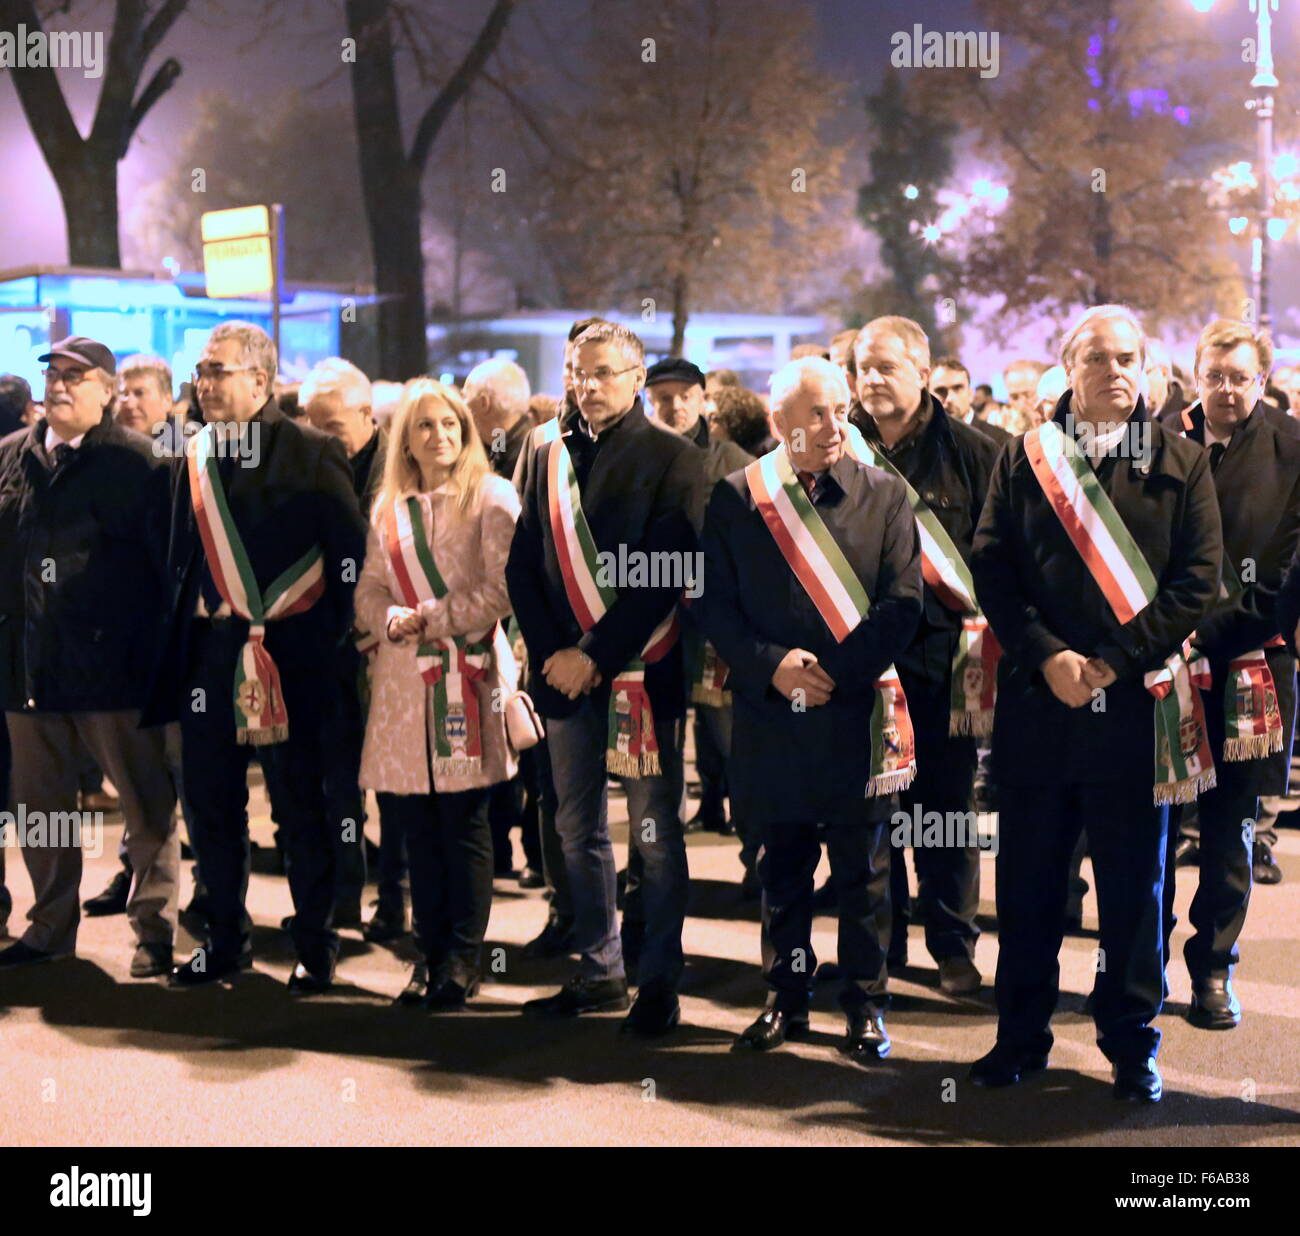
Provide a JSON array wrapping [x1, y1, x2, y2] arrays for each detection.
[[464, 357, 532, 481], [697, 355, 921, 1059], [849, 318, 1000, 994], [971, 304, 1223, 1101], [506, 321, 705, 1035], [143, 322, 368, 992]]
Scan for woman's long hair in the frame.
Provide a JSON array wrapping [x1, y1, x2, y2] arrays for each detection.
[[373, 378, 490, 524]]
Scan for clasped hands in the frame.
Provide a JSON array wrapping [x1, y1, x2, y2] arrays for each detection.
[[544, 647, 602, 700], [771, 648, 835, 706], [1041, 649, 1116, 708], [386, 606, 426, 643]]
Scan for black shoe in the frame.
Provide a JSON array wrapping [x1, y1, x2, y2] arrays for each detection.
[[169, 948, 245, 987], [1112, 1057, 1163, 1103], [130, 942, 173, 979], [841, 1009, 891, 1062], [334, 898, 364, 929], [621, 984, 681, 1037], [280, 914, 295, 932], [394, 963, 431, 1007], [0, 941, 61, 968], [424, 973, 480, 1012], [521, 915, 574, 960], [1063, 910, 1085, 936], [815, 961, 841, 982], [517, 867, 546, 890], [969, 1044, 1049, 1087], [811, 878, 837, 914], [523, 974, 630, 1017], [1175, 836, 1201, 867], [83, 869, 131, 917], [287, 960, 334, 995], [363, 907, 407, 943], [682, 812, 707, 835], [1188, 973, 1241, 1029], [180, 841, 194, 861], [1252, 840, 1282, 885], [732, 1007, 810, 1051], [937, 955, 982, 996]]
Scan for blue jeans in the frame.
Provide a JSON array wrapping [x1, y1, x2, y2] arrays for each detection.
[[546, 696, 687, 989]]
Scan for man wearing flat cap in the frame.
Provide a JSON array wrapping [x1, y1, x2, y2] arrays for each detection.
[[0, 336, 179, 977]]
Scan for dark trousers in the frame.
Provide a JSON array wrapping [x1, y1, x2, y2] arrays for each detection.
[[521, 738, 569, 920], [693, 704, 728, 822], [181, 619, 337, 970], [376, 787, 493, 985], [1164, 754, 1258, 982], [489, 776, 542, 875], [995, 781, 1167, 1063], [758, 797, 893, 1014], [0, 720, 10, 931]]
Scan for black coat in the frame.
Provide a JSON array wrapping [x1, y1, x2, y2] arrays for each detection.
[[0, 415, 170, 712], [971, 395, 1222, 786], [695, 454, 922, 825], [850, 392, 999, 688], [142, 399, 368, 726], [969, 415, 1012, 449], [506, 399, 705, 721]]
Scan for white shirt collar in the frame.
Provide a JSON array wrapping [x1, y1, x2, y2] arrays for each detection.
[[45, 424, 87, 453]]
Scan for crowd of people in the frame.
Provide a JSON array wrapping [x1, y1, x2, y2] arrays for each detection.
[[1, 300, 1297, 1108]]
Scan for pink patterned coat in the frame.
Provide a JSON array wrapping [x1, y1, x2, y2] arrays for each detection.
[[357, 474, 521, 795]]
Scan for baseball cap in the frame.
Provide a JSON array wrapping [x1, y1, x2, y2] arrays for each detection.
[[38, 336, 117, 376]]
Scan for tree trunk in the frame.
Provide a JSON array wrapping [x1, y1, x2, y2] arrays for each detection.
[[58, 148, 123, 268], [670, 272, 689, 357]]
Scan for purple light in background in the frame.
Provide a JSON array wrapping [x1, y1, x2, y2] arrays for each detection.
[[1174, 106, 1191, 125], [1088, 98, 1101, 112], [1088, 35, 1102, 56]]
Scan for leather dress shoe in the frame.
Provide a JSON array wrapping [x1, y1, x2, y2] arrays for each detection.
[[287, 960, 334, 994], [424, 974, 480, 1012], [841, 1009, 891, 1062], [969, 1044, 1049, 1087], [732, 1007, 809, 1051], [0, 940, 63, 968], [169, 949, 247, 987], [83, 869, 130, 916], [1188, 973, 1241, 1029], [1175, 836, 1201, 867], [363, 907, 407, 943], [521, 915, 574, 960], [937, 955, 982, 995], [1112, 1057, 1163, 1103], [815, 961, 841, 982], [130, 942, 173, 979], [517, 867, 546, 890], [394, 963, 430, 1007], [621, 983, 681, 1037], [1252, 840, 1282, 885], [523, 974, 629, 1017]]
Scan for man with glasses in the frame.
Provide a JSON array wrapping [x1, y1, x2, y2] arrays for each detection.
[[143, 321, 367, 992], [1166, 319, 1300, 1027], [507, 321, 705, 1035], [0, 336, 179, 977]]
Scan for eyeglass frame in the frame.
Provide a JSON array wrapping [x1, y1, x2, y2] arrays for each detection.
[[571, 363, 642, 388], [193, 364, 260, 384], [43, 366, 96, 387], [1198, 368, 1261, 392]]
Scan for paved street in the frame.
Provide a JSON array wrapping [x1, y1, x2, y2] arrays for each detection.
[[2, 774, 1298, 1147]]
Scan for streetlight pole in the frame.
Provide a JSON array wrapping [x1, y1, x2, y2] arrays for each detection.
[[1248, 0, 1279, 329]]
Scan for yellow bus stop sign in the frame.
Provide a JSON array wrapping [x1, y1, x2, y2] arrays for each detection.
[[201, 205, 274, 298]]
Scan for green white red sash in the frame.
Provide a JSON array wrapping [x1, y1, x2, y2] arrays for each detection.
[[383, 494, 494, 778], [689, 638, 730, 707], [1177, 418, 1284, 761], [545, 433, 678, 777], [744, 445, 915, 795], [187, 424, 325, 744], [845, 422, 999, 735], [1024, 418, 1215, 803]]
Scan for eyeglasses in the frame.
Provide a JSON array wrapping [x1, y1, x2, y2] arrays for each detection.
[[193, 364, 257, 384], [1200, 370, 1259, 391], [572, 365, 640, 387], [44, 367, 91, 386]]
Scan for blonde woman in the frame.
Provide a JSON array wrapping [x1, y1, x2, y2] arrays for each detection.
[[357, 379, 521, 1010]]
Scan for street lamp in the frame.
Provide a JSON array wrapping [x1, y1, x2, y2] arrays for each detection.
[[1197, 0, 1280, 328]]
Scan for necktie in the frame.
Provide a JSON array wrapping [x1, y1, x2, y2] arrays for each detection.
[[51, 443, 74, 473], [1209, 442, 1226, 472], [797, 470, 817, 500]]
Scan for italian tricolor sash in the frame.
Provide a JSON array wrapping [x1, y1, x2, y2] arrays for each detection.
[[545, 434, 678, 778], [383, 494, 495, 778], [744, 445, 915, 796], [689, 638, 730, 707], [1024, 419, 1215, 803], [845, 422, 999, 735], [1176, 423, 1284, 761], [187, 424, 325, 744]]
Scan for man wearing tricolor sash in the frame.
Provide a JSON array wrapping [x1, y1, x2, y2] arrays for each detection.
[[697, 356, 922, 1061], [507, 322, 706, 1035], [848, 317, 1000, 996], [144, 322, 368, 992], [1164, 319, 1300, 1031], [970, 305, 1222, 1102]]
